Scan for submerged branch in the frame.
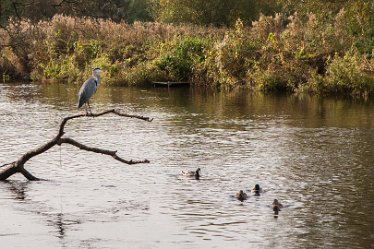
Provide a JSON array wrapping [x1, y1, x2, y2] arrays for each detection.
[[0, 162, 18, 181], [19, 167, 41, 181]]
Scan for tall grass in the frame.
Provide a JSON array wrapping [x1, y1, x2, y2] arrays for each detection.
[[0, 15, 225, 85], [1, 13, 374, 97]]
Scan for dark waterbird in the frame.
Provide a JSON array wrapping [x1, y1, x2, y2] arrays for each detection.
[[236, 190, 248, 202], [272, 199, 283, 216], [182, 168, 201, 180], [252, 184, 263, 196]]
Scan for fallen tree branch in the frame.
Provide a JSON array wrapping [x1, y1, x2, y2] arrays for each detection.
[[0, 162, 18, 181], [58, 109, 153, 136], [58, 137, 150, 164], [0, 109, 152, 181]]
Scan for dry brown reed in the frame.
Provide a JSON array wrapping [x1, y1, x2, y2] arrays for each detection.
[[1, 13, 374, 97]]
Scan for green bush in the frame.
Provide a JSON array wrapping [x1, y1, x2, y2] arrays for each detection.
[[309, 51, 374, 96], [204, 19, 258, 88], [249, 54, 314, 92], [156, 36, 209, 81], [108, 61, 168, 86]]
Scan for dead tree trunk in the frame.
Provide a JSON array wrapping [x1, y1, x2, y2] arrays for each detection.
[[0, 109, 152, 181]]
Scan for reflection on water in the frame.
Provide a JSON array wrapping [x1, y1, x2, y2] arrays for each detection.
[[1, 83, 374, 249]]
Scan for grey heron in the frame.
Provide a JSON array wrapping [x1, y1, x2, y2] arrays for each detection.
[[78, 67, 103, 114]]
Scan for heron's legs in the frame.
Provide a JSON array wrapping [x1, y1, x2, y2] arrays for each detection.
[[87, 101, 92, 114], [85, 101, 92, 115], [84, 103, 88, 115]]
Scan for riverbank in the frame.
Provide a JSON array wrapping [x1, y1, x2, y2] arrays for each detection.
[[1, 13, 374, 97]]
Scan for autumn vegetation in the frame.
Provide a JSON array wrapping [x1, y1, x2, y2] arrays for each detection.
[[1, 0, 374, 97]]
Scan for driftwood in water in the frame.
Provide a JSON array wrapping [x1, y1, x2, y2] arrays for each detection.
[[0, 109, 153, 181]]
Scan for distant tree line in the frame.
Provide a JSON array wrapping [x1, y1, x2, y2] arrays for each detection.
[[0, 0, 276, 25], [0, 0, 152, 24], [1, 0, 373, 29]]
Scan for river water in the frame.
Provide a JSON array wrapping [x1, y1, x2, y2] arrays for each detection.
[[0, 83, 373, 249]]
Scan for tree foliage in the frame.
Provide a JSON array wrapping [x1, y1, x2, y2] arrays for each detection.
[[0, 0, 283, 26], [0, 0, 152, 24], [2, 0, 372, 31], [150, 0, 281, 26]]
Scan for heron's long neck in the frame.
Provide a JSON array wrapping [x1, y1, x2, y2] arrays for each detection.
[[93, 73, 101, 85]]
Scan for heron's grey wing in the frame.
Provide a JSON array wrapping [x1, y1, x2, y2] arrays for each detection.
[[78, 77, 98, 108]]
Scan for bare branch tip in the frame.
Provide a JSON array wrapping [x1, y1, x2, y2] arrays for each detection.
[[1, 161, 16, 168]]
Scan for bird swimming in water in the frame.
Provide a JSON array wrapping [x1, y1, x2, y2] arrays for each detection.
[[272, 199, 283, 215], [236, 190, 248, 202], [78, 67, 103, 114], [182, 168, 201, 180], [252, 184, 263, 196]]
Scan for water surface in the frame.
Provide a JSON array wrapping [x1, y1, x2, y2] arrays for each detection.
[[0, 83, 373, 248]]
